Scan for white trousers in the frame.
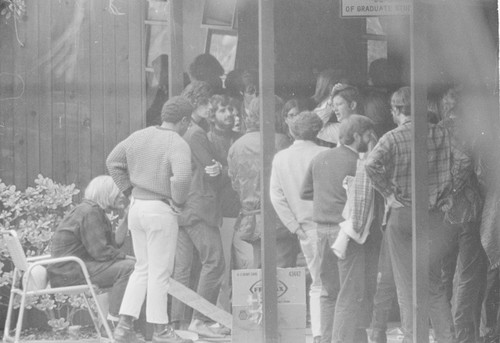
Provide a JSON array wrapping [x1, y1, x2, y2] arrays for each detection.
[[119, 199, 178, 324], [300, 229, 322, 338]]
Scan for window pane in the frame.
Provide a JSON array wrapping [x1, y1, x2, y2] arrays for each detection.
[[366, 17, 385, 35], [367, 40, 387, 68], [209, 33, 238, 74]]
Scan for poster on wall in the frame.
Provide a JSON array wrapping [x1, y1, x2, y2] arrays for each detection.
[[341, 0, 412, 17]]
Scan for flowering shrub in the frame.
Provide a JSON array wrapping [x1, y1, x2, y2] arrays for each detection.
[[0, 175, 88, 330]]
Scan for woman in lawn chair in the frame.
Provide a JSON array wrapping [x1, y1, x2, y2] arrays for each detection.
[[47, 175, 135, 327]]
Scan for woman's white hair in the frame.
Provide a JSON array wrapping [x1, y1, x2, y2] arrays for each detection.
[[84, 175, 121, 209]]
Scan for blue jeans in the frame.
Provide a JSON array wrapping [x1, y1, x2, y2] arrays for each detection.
[[370, 229, 398, 333], [251, 233, 301, 269], [441, 221, 487, 342], [332, 239, 365, 343], [171, 222, 225, 323], [386, 207, 454, 343], [317, 225, 340, 343]]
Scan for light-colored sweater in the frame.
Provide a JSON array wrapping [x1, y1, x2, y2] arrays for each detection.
[[106, 126, 192, 206], [270, 140, 329, 233]]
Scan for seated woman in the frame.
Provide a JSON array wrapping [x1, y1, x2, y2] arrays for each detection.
[[47, 175, 135, 324]]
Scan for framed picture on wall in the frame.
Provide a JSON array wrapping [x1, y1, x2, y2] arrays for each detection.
[[205, 29, 238, 74], [201, 0, 237, 30]]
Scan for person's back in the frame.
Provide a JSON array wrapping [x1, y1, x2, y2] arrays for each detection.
[[272, 140, 328, 229], [301, 145, 358, 225], [108, 126, 191, 202], [228, 97, 298, 268], [107, 96, 194, 343], [270, 111, 328, 342], [364, 87, 471, 343]]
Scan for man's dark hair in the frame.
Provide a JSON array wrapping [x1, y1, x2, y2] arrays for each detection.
[[181, 81, 213, 108], [161, 96, 194, 124], [210, 94, 231, 109], [188, 53, 224, 80]]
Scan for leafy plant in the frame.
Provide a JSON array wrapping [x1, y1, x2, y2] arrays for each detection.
[[0, 175, 82, 330]]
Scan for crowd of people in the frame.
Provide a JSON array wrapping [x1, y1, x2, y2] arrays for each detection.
[[47, 54, 500, 343]]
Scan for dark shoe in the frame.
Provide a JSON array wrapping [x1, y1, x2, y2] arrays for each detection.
[[153, 325, 193, 343], [114, 318, 140, 343], [369, 329, 387, 343]]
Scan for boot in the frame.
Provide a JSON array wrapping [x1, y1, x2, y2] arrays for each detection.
[[113, 315, 139, 343], [152, 323, 193, 343]]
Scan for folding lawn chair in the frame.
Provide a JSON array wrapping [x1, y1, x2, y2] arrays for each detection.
[[1, 230, 113, 342]]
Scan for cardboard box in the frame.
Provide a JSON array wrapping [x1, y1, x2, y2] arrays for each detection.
[[232, 268, 306, 306], [231, 268, 306, 343]]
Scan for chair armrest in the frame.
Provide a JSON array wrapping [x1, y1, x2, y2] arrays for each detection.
[[26, 255, 52, 262]]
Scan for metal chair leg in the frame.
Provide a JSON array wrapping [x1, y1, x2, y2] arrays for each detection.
[[14, 290, 27, 343], [83, 290, 114, 342], [3, 268, 19, 343]]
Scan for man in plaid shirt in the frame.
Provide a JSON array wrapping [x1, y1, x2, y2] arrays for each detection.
[[365, 86, 472, 343]]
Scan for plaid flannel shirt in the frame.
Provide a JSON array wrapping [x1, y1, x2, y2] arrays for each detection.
[[365, 120, 472, 210], [341, 158, 375, 242]]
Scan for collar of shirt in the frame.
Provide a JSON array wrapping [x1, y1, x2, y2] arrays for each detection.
[[291, 140, 318, 148], [343, 144, 360, 156]]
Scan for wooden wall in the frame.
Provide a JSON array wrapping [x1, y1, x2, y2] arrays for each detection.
[[0, 0, 145, 192]]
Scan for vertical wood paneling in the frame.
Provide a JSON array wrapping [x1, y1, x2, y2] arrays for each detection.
[[90, 1, 105, 179], [63, 0, 80, 186], [129, 0, 145, 132], [26, 0, 41, 186], [51, 0, 67, 184], [78, 0, 92, 190], [103, 8, 117, 165], [0, 0, 146, 191], [0, 23, 16, 185], [13, 11, 28, 189], [38, 0, 53, 180], [115, 0, 130, 143]]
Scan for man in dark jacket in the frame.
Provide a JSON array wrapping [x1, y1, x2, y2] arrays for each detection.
[[170, 81, 227, 338]]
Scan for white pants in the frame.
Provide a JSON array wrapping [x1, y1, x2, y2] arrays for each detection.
[[300, 229, 322, 338], [119, 199, 178, 324]]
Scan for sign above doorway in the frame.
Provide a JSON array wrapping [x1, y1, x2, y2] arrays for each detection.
[[341, 0, 412, 17]]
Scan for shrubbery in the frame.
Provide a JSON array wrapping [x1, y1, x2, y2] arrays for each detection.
[[0, 175, 96, 332]]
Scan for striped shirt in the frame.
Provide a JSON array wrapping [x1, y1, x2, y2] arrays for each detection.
[[106, 126, 192, 206], [365, 120, 472, 210]]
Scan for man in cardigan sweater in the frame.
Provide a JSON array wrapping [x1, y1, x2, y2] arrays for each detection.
[[300, 115, 375, 343], [106, 96, 193, 343], [270, 111, 329, 343]]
